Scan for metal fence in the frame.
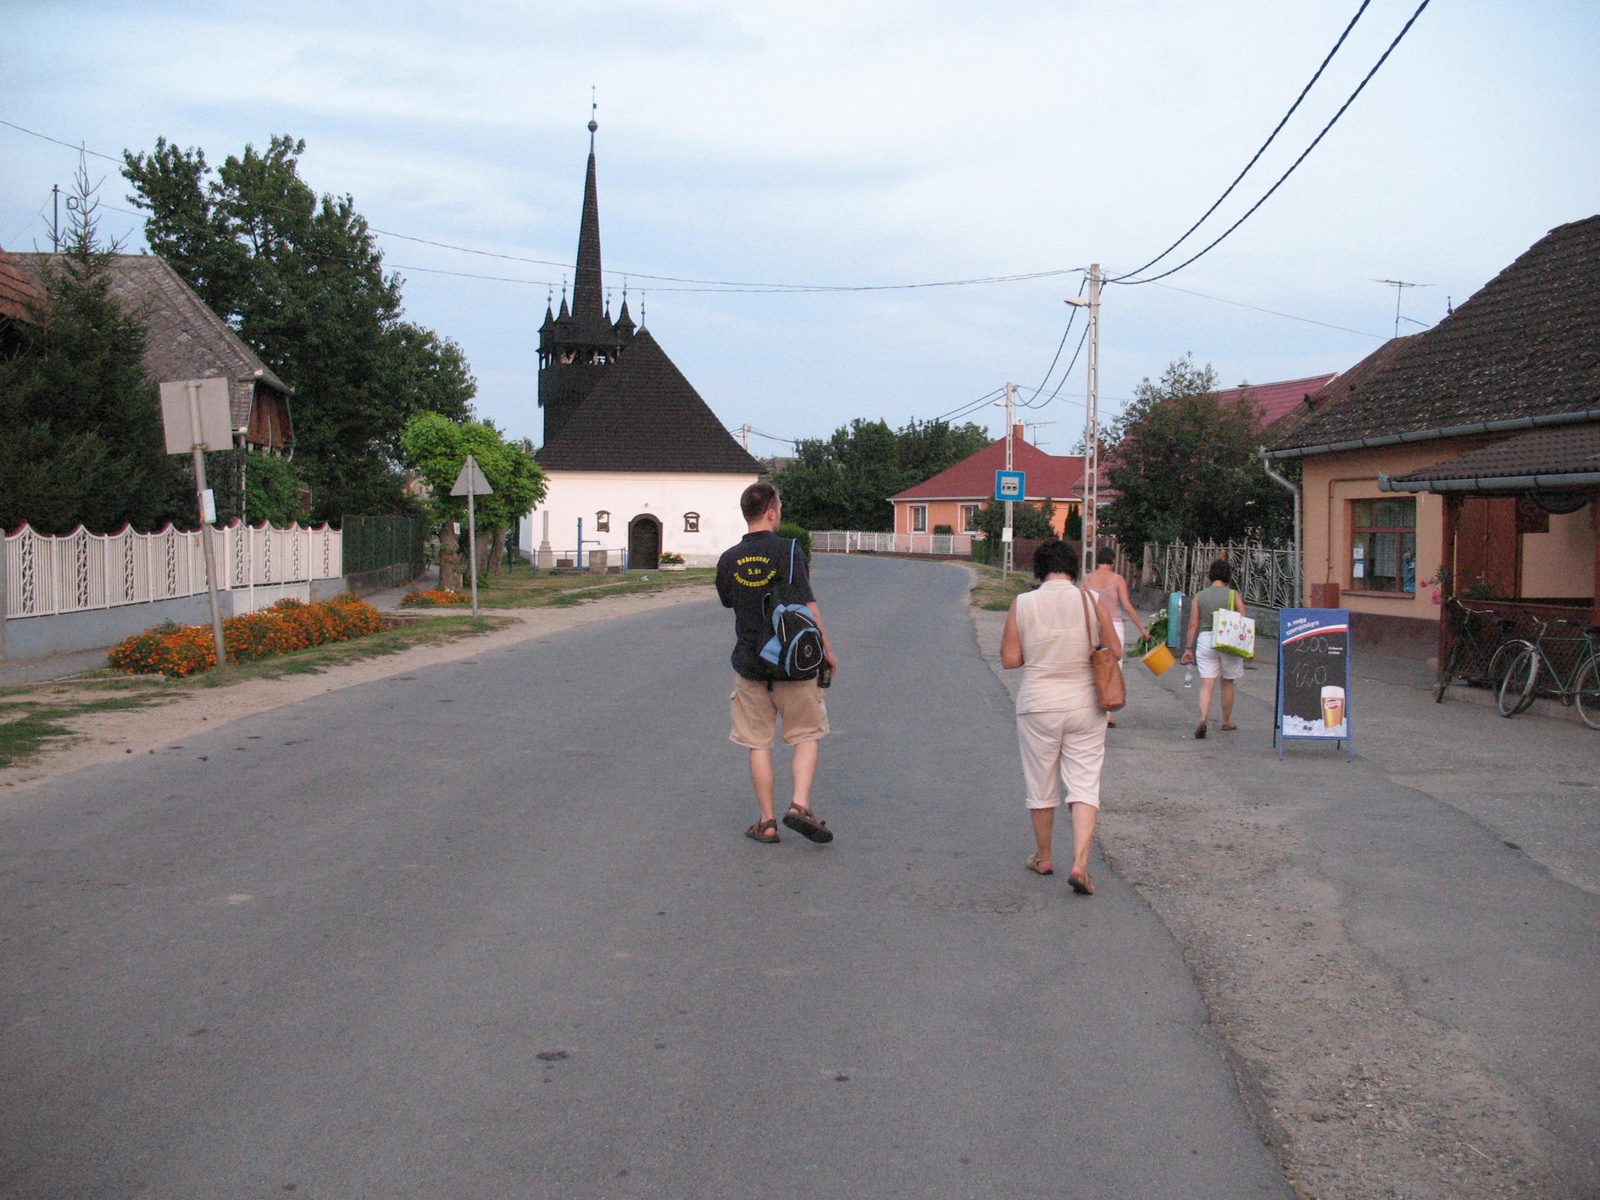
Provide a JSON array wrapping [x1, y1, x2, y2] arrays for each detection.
[[341, 515, 425, 587], [4, 521, 342, 619], [812, 531, 975, 556], [1144, 540, 1297, 610]]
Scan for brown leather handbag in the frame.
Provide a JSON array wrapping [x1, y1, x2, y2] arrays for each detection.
[[1080, 588, 1126, 712]]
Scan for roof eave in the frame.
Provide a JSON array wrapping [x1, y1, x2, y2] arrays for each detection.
[[1265, 406, 1600, 460], [1378, 470, 1600, 494]]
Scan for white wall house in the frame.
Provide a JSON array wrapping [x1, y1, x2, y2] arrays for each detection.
[[521, 471, 755, 567]]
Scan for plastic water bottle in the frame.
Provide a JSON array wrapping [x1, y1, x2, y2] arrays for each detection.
[[1183, 665, 1194, 688]]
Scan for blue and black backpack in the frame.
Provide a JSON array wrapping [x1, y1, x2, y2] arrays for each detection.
[[759, 539, 824, 685]]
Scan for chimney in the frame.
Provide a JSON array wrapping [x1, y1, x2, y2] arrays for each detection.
[[1013, 423, 1026, 445]]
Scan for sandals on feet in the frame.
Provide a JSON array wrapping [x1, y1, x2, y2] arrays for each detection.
[[745, 818, 779, 843], [1194, 722, 1208, 739], [1068, 869, 1094, 895], [782, 806, 834, 844], [1221, 723, 1238, 731], [1025, 854, 1054, 876]]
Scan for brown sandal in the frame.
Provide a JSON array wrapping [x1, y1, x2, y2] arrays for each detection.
[[782, 806, 834, 844], [1026, 854, 1054, 876], [1068, 869, 1094, 895], [745, 818, 779, 843]]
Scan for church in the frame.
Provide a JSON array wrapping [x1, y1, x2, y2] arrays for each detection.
[[519, 122, 763, 569]]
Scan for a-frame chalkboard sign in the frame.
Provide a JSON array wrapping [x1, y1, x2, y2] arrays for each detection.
[[1274, 608, 1353, 760]]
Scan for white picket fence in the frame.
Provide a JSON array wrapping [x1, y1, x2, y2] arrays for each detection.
[[3, 521, 342, 619], [812, 531, 975, 556]]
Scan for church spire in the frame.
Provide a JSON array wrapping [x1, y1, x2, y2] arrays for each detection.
[[572, 111, 605, 328]]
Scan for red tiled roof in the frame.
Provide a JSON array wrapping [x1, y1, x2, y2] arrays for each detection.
[[0, 246, 43, 324], [1218, 374, 1338, 429], [890, 435, 1085, 502]]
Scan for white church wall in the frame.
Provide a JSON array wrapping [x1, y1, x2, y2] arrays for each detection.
[[521, 471, 760, 567]]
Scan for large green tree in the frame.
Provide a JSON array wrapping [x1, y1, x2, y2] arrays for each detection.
[[399, 413, 546, 589], [1101, 355, 1291, 547], [774, 417, 991, 531], [122, 135, 476, 519], [0, 166, 183, 535]]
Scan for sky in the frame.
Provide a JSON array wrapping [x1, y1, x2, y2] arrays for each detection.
[[4, 0, 1597, 456]]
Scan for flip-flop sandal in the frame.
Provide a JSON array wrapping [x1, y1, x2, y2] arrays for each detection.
[[1068, 870, 1094, 895], [745, 818, 780, 843], [1194, 723, 1208, 739], [1221, 723, 1238, 731], [781, 806, 833, 844], [1026, 854, 1054, 876]]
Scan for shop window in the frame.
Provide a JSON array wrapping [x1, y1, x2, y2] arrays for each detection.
[[960, 504, 980, 532], [1351, 499, 1416, 593], [683, 512, 700, 533], [911, 505, 927, 533], [595, 510, 610, 533]]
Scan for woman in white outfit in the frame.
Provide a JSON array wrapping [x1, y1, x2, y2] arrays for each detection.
[[1082, 550, 1148, 728], [1000, 540, 1119, 894]]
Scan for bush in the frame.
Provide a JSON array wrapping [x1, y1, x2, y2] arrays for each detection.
[[932, 523, 954, 535], [777, 520, 812, 564], [108, 594, 384, 677]]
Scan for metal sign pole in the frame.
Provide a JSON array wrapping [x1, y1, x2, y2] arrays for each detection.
[[187, 381, 227, 667], [467, 484, 479, 617]]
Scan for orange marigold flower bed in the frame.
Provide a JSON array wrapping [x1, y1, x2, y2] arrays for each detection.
[[401, 589, 468, 607], [107, 594, 386, 677]]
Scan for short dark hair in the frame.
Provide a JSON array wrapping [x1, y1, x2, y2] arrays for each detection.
[[1095, 549, 1116, 566], [1208, 559, 1233, 584], [1033, 539, 1079, 581], [741, 482, 778, 522]]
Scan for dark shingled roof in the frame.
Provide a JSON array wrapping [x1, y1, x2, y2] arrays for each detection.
[[0, 246, 43, 324], [1261, 337, 1417, 445], [1268, 215, 1600, 455], [14, 253, 291, 432], [536, 328, 763, 474], [1385, 421, 1600, 490]]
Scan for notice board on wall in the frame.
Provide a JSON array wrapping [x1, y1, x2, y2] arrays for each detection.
[[1274, 608, 1352, 760]]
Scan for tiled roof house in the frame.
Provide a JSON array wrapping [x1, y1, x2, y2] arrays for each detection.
[[1264, 214, 1600, 655], [521, 125, 763, 569], [889, 430, 1086, 539], [12, 252, 294, 451]]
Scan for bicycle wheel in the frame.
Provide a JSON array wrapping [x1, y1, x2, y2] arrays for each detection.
[[1435, 640, 1463, 703], [1497, 648, 1538, 717], [1485, 640, 1531, 692], [1575, 657, 1600, 731]]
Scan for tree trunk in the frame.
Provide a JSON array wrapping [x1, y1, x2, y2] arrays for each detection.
[[472, 526, 493, 579], [438, 520, 461, 592], [485, 525, 505, 576]]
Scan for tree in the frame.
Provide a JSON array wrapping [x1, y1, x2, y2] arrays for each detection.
[[122, 136, 476, 519], [0, 162, 183, 535], [971, 497, 1058, 543], [399, 413, 546, 589], [1101, 355, 1291, 547], [774, 417, 991, 531]]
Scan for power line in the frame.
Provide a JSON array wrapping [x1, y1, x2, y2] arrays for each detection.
[[1109, 0, 1373, 283], [1113, 0, 1433, 286], [1149, 281, 1387, 338]]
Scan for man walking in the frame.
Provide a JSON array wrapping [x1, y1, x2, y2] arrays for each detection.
[[715, 483, 839, 845]]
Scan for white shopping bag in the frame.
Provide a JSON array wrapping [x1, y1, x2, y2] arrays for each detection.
[[1213, 591, 1255, 658]]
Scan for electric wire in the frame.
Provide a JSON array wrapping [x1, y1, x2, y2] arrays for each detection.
[[1108, 0, 1373, 283], [1114, 0, 1433, 286]]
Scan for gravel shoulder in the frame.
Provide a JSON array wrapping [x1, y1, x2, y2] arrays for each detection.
[[969, 582, 1596, 1200], [0, 583, 714, 798]]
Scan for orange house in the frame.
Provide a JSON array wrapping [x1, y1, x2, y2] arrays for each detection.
[[890, 427, 1086, 538]]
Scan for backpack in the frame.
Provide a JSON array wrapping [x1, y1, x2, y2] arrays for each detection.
[[758, 539, 824, 684]]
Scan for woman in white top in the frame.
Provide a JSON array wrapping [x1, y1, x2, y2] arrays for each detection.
[[1000, 540, 1120, 894], [1082, 550, 1148, 728]]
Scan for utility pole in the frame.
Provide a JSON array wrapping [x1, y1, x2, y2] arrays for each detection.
[[1003, 382, 1015, 578], [51, 184, 61, 252], [1065, 264, 1101, 566], [737, 423, 750, 452]]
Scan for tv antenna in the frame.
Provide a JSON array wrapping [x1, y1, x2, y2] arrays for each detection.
[[1374, 279, 1433, 338]]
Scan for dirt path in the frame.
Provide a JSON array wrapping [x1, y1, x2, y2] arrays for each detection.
[[1, 584, 713, 797]]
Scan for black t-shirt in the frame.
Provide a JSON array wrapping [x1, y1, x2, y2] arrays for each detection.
[[715, 531, 816, 679]]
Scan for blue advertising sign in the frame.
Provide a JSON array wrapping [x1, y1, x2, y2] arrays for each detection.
[[994, 471, 1025, 501], [1273, 608, 1352, 760]]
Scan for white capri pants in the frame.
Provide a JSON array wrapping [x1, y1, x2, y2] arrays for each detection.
[[1017, 707, 1106, 811], [1195, 631, 1245, 680]]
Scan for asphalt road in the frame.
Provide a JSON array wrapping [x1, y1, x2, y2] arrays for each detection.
[[0, 555, 1287, 1200]]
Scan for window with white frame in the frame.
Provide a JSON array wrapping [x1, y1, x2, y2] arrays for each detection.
[[910, 505, 927, 533], [960, 504, 980, 532], [683, 512, 700, 533]]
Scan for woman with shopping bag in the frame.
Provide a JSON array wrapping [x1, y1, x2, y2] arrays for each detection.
[[1179, 560, 1252, 739]]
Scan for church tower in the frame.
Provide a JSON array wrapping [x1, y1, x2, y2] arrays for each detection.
[[537, 118, 636, 446]]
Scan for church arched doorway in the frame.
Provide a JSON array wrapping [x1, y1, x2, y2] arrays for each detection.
[[629, 515, 661, 570]]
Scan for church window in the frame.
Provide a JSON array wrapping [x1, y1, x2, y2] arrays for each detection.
[[595, 510, 610, 533], [683, 512, 700, 533]]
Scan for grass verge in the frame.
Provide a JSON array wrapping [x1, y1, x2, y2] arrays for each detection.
[[967, 562, 1035, 611], [461, 562, 715, 609], [0, 614, 512, 766]]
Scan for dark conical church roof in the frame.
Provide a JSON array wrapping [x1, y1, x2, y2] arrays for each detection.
[[537, 328, 763, 474]]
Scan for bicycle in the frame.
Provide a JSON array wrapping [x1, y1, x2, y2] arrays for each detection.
[[1434, 599, 1520, 703], [1495, 618, 1600, 728]]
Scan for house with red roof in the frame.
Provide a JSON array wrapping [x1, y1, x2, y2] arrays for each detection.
[[889, 427, 1086, 539], [1221, 374, 1338, 431]]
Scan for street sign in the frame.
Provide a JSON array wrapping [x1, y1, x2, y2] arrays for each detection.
[[1273, 608, 1352, 760], [159, 378, 233, 454], [995, 470, 1025, 501], [451, 454, 494, 496]]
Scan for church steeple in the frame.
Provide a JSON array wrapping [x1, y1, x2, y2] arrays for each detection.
[[572, 116, 605, 329]]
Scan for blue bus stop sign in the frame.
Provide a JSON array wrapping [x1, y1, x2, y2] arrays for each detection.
[[994, 471, 1025, 501]]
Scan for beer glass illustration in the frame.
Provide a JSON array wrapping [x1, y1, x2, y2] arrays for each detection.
[[1321, 685, 1346, 730]]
